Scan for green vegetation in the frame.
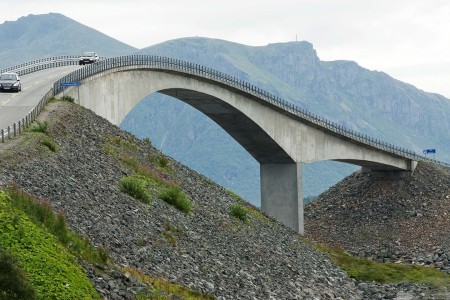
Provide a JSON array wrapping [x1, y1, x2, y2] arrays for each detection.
[[226, 189, 243, 200], [162, 230, 177, 245], [119, 175, 152, 204], [158, 186, 191, 214], [245, 204, 270, 223], [161, 222, 186, 246], [229, 203, 249, 223], [31, 121, 49, 134], [0, 188, 101, 299], [135, 164, 175, 187], [157, 156, 169, 168], [315, 243, 450, 288], [0, 250, 36, 300], [40, 137, 57, 152], [120, 155, 139, 168], [105, 136, 190, 213], [143, 137, 151, 146], [6, 185, 108, 265], [59, 95, 75, 103], [111, 136, 137, 151], [123, 267, 215, 300]]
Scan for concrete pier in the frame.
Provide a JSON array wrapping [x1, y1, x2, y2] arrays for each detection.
[[261, 163, 303, 234]]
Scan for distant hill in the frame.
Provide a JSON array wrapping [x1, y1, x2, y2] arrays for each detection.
[[0, 13, 137, 68], [121, 37, 450, 205]]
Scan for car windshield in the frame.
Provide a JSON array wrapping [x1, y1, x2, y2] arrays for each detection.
[[0, 74, 17, 80], [83, 52, 96, 57]]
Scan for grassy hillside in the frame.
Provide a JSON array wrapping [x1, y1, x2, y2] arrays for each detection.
[[0, 188, 100, 299]]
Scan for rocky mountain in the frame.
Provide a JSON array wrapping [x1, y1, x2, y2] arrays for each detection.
[[0, 100, 442, 299], [122, 37, 450, 205], [0, 13, 136, 68]]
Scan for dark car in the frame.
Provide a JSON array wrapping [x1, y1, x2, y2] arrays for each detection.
[[0, 72, 21, 92]]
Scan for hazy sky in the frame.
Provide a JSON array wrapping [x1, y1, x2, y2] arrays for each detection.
[[2, 0, 450, 98]]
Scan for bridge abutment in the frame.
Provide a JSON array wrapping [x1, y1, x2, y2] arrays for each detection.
[[260, 163, 304, 234]]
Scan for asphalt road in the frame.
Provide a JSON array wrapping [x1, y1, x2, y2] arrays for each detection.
[[0, 66, 80, 131]]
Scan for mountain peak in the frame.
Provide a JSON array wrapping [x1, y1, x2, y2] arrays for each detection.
[[0, 13, 136, 68]]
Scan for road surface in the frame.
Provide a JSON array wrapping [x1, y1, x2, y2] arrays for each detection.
[[0, 66, 79, 131]]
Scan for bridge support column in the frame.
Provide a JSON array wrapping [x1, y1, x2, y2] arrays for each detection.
[[260, 163, 303, 234]]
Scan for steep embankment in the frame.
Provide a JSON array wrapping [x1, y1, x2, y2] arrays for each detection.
[[0, 100, 446, 299], [305, 163, 450, 272], [0, 101, 362, 299]]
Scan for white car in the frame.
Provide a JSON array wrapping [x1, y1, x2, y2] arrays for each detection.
[[79, 52, 100, 65], [0, 72, 21, 92]]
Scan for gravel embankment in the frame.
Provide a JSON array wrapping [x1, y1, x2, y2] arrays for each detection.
[[0, 101, 444, 299], [306, 161, 450, 275]]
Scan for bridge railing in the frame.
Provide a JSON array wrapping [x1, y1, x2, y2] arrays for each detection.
[[0, 56, 81, 76], [52, 55, 450, 168]]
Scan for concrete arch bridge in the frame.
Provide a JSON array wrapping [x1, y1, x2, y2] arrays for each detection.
[[55, 55, 419, 234]]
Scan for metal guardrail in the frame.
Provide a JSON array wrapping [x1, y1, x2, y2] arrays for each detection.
[[1, 55, 449, 168], [0, 55, 79, 76], [0, 89, 54, 143]]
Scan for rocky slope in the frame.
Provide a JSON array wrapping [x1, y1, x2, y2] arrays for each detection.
[[305, 163, 450, 274], [0, 101, 440, 299]]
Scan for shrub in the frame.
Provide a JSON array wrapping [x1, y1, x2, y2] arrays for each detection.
[[158, 186, 191, 214], [40, 137, 57, 152], [31, 121, 49, 134], [230, 204, 248, 223], [157, 156, 169, 168], [0, 250, 36, 300], [60, 95, 75, 103], [143, 137, 151, 146], [120, 176, 151, 204]]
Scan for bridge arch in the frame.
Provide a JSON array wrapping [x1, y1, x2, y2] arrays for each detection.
[[56, 56, 418, 234]]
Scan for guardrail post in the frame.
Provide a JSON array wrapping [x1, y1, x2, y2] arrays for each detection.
[[7, 126, 10, 139], [1, 129, 3, 143], [13, 123, 16, 137]]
